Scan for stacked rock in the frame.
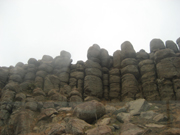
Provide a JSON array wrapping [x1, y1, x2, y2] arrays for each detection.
[[139, 59, 160, 100], [68, 88, 83, 108], [84, 44, 103, 99], [120, 41, 139, 101], [99, 49, 111, 100], [69, 61, 85, 96], [0, 67, 9, 89], [53, 51, 72, 88], [150, 39, 180, 100], [35, 55, 53, 90], [9, 62, 26, 84], [109, 68, 120, 100]]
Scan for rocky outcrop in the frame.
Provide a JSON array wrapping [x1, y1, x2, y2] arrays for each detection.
[[0, 37, 180, 134]]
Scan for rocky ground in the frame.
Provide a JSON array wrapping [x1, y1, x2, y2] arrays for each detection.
[[1, 98, 180, 135]]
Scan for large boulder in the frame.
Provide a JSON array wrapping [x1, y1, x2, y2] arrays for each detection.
[[165, 40, 179, 53], [150, 38, 165, 52], [73, 100, 106, 123], [121, 41, 136, 59], [85, 68, 102, 78], [100, 48, 110, 67], [43, 75, 60, 93], [154, 48, 176, 63], [87, 44, 101, 59], [156, 57, 180, 79], [84, 75, 103, 98], [60, 50, 71, 59]]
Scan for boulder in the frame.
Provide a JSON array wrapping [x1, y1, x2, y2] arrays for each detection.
[[15, 93, 26, 101], [43, 75, 60, 93], [121, 41, 136, 59], [28, 58, 38, 66], [33, 88, 46, 96], [85, 125, 112, 135], [25, 102, 38, 111], [24, 72, 36, 80], [121, 58, 138, 68], [150, 38, 165, 52], [70, 71, 84, 79], [59, 72, 69, 83], [0, 67, 9, 83], [109, 68, 120, 76], [42, 55, 53, 62], [154, 48, 176, 63], [73, 100, 106, 123], [121, 65, 139, 78], [85, 60, 101, 69], [127, 99, 150, 115], [65, 117, 92, 135], [166, 40, 179, 53], [38, 63, 53, 73], [136, 49, 149, 60], [87, 44, 101, 59], [84, 75, 103, 98], [36, 70, 47, 78], [60, 50, 71, 59], [156, 57, 180, 79], [69, 95, 83, 108], [113, 50, 121, 68], [85, 68, 102, 78]]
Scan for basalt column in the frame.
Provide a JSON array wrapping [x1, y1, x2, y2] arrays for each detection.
[[150, 39, 180, 100], [52, 51, 72, 95], [84, 44, 103, 99], [120, 41, 139, 101], [70, 61, 85, 95], [99, 48, 111, 100]]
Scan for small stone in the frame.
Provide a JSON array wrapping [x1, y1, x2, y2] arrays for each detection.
[[145, 123, 165, 128], [153, 114, 168, 122]]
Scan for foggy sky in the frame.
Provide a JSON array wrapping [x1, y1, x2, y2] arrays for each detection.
[[0, 0, 180, 67]]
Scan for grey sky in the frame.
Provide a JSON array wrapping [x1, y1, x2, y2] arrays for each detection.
[[0, 0, 180, 67]]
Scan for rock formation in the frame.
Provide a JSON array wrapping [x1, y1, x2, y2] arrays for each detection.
[[0, 37, 180, 134]]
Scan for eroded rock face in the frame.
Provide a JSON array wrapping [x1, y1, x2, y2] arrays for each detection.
[[1, 38, 180, 135], [73, 100, 105, 123]]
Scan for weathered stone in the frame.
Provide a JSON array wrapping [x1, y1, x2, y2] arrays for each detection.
[[109, 68, 120, 75], [121, 58, 138, 68], [150, 38, 165, 52], [85, 68, 102, 78], [60, 50, 71, 59], [140, 110, 157, 119], [69, 95, 83, 108], [84, 96, 101, 102], [109, 75, 120, 83], [39, 63, 53, 73], [85, 60, 101, 69], [36, 70, 47, 78], [121, 65, 139, 78], [87, 44, 101, 59], [33, 88, 46, 96], [116, 112, 131, 123], [15, 93, 26, 101], [85, 125, 112, 135], [59, 72, 69, 83], [153, 113, 168, 122], [161, 128, 180, 135], [42, 55, 53, 62], [10, 67, 26, 78], [35, 76, 43, 89], [141, 72, 156, 84], [156, 57, 180, 79], [121, 41, 136, 59], [138, 59, 154, 67], [0, 67, 9, 83], [15, 62, 24, 67], [154, 48, 176, 63], [24, 72, 36, 80], [121, 74, 138, 100], [25, 102, 38, 111], [43, 101, 54, 109], [65, 117, 92, 135], [105, 105, 116, 114], [50, 94, 68, 107], [120, 123, 144, 135], [53, 56, 72, 68], [166, 40, 179, 53], [9, 74, 22, 83], [84, 75, 103, 98], [28, 58, 38, 66], [70, 71, 84, 79], [127, 99, 150, 115], [1, 89, 15, 102], [113, 50, 121, 68], [136, 49, 149, 60], [43, 123, 65, 135], [73, 100, 106, 123], [44, 75, 60, 93], [140, 64, 155, 76]]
